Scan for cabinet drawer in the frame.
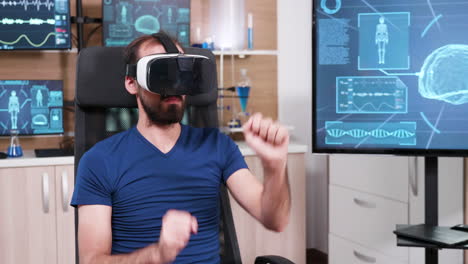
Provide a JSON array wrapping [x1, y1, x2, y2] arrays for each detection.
[[330, 185, 408, 261], [329, 234, 407, 264], [330, 155, 409, 202]]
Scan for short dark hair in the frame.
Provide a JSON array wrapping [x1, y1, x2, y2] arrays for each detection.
[[123, 33, 181, 65]]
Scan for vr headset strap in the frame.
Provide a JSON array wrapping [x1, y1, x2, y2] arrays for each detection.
[[152, 33, 180, 54]]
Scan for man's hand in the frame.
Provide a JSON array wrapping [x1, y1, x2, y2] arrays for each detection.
[[158, 210, 198, 263], [243, 113, 289, 171]]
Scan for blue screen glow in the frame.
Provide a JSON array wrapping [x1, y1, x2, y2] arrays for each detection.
[[102, 0, 190, 47], [0, 80, 64, 135], [314, 0, 468, 154], [0, 0, 71, 50]]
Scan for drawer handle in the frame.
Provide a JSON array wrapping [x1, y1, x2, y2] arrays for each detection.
[[61, 170, 69, 212], [353, 198, 376, 209], [353, 250, 376, 263], [42, 172, 49, 213]]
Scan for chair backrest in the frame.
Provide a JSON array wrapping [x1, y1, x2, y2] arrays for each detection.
[[74, 46, 242, 264]]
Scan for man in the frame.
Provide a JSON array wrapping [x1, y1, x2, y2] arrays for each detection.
[[71, 34, 290, 264]]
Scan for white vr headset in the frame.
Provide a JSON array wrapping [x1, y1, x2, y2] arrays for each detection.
[[125, 33, 213, 96]]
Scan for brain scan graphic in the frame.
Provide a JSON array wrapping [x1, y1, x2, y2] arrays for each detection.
[[419, 44, 468, 105], [135, 15, 161, 35]]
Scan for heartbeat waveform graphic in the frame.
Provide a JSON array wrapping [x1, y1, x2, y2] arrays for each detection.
[[343, 92, 398, 97], [336, 76, 408, 114], [326, 128, 415, 139], [0, 0, 54, 11], [0, 18, 55, 25], [0, 32, 56, 47], [350, 102, 401, 112]]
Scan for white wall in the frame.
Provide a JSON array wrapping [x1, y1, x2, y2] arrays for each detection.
[[277, 0, 329, 253]]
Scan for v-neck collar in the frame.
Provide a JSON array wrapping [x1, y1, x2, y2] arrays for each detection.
[[133, 124, 186, 158]]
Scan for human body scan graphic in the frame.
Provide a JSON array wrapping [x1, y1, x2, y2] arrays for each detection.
[[121, 5, 128, 24], [358, 12, 409, 70], [376, 17, 389, 64], [8, 91, 20, 130], [36, 90, 43, 107]]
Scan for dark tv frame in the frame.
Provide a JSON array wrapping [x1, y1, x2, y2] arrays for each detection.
[[0, 0, 72, 51], [100, 0, 191, 48], [0, 79, 65, 136], [311, 0, 468, 157]]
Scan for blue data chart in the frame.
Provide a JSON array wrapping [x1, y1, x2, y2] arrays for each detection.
[[325, 121, 416, 146], [0, 0, 71, 50], [358, 12, 410, 70], [337, 76, 407, 114], [0, 80, 63, 135], [103, 0, 190, 47]]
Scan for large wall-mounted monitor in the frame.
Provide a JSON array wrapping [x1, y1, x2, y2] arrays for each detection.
[[0, 80, 64, 136], [313, 0, 468, 156], [102, 0, 190, 47], [0, 0, 71, 50]]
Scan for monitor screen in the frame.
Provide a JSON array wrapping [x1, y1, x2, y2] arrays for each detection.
[[102, 0, 190, 47], [0, 80, 64, 135], [0, 0, 71, 50], [313, 0, 468, 156]]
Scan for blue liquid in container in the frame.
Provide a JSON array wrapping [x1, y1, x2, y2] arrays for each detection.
[[236, 86, 250, 112], [7, 145, 23, 157]]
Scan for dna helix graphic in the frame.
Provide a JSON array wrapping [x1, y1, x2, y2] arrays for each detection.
[[0, 0, 55, 11], [326, 128, 415, 139]]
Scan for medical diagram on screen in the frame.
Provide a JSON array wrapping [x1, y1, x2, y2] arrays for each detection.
[[317, 0, 468, 149], [0, 81, 64, 135]]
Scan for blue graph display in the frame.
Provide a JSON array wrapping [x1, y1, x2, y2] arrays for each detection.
[[0, 0, 71, 50], [314, 0, 468, 152], [336, 76, 407, 114], [103, 0, 190, 47], [0, 80, 63, 135]]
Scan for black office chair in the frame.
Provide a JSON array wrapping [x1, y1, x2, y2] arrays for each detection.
[[74, 46, 294, 264]]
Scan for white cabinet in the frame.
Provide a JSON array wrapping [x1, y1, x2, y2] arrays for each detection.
[[330, 234, 407, 264], [55, 165, 76, 264], [0, 162, 75, 264], [329, 155, 463, 264], [330, 185, 408, 261], [330, 155, 409, 202], [231, 153, 306, 264]]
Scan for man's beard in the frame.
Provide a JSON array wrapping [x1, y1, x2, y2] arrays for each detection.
[[138, 90, 185, 126]]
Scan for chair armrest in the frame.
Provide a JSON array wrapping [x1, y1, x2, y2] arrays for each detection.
[[255, 255, 295, 264]]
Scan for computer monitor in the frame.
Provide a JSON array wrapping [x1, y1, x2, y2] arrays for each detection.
[[0, 0, 71, 50], [313, 0, 468, 156], [0, 80, 64, 135], [102, 0, 190, 47]]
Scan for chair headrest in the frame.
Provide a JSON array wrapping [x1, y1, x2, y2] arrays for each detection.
[[75, 46, 218, 108]]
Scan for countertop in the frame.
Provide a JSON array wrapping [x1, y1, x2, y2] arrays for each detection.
[[0, 142, 307, 168]]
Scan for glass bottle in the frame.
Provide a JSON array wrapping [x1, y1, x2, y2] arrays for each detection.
[[7, 130, 23, 157], [236, 68, 251, 114]]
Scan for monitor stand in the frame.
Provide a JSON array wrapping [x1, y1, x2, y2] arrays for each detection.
[[396, 157, 440, 263], [395, 157, 443, 263], [425, 156, 438, 264]]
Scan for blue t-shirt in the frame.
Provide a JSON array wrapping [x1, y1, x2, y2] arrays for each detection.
[[71, 125, 248, 263]]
